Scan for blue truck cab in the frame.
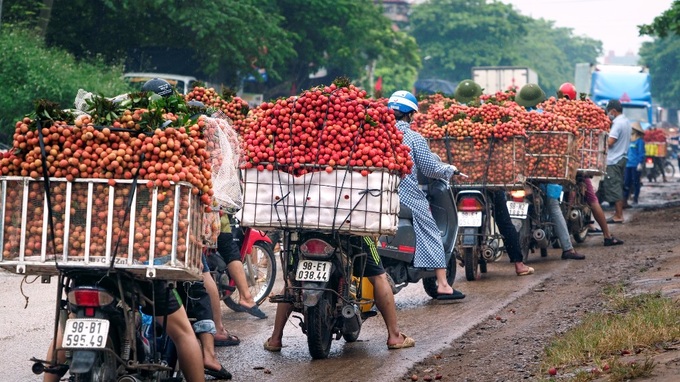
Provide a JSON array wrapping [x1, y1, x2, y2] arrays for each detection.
[[589, 65, 653, 129]]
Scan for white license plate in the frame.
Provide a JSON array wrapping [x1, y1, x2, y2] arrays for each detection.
[[645, 161, 655, 168], [507, 201, 529, 219], [296, 260, 331, 282], [458, 211, 482, 227], [62, 319, 109, 349]]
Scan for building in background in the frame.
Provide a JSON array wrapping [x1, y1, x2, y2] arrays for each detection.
[[603, 50, 640, 66], [377, 0, 411, 30]]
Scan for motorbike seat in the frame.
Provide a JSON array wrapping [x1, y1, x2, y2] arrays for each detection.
[[398, 203, 413, 220]]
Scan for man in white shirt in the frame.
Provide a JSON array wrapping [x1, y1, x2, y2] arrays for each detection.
[[602, 100, 632, 223]]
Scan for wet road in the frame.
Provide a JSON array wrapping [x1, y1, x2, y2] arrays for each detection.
[[0, 256, 570, 381]]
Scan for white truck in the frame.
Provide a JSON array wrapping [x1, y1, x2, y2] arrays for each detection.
[[471, 66, 538, 94]]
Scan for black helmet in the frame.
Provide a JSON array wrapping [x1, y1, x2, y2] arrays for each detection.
[[142, 78, 173, 97]]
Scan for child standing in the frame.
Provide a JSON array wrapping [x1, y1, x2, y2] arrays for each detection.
[[623, 122, 646, 205]]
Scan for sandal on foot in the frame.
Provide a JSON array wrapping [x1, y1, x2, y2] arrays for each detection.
[[214, 333, 240, 347], [263, 338, 282, 352], [606, 217, 624, 224], [587, 228, 603, 235], [604, 236, 624, 246], [240, 304, 267, 319], [516, 266, 534, 276], [387, 332, 415, 350], [205, 366, 232, 380]]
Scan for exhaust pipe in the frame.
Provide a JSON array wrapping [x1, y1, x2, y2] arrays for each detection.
[[532, 229, 549, 248], [481, 246, 495, 260], [342, 304, 362, 333], [569, 209, 582, 221]]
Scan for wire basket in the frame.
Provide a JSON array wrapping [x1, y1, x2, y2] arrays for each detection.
[[238, 166, 400, 235], [0, 177, 203, 280], [429, 136, 526, 189], [578, 128, 608, 175], [526, 131, 579, 184]]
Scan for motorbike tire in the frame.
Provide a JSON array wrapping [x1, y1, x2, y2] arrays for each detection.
[[463, 247, 479, 281], [664, 162, 675, 178], [224, 241, 276, 312], [422, 254, 457, 298], [72, 336, 118, 382], [517, 219, 531, 263], [306, 291, 336, 360]]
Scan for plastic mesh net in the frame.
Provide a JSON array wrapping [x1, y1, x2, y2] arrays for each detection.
[[203, 112, 243, 212]]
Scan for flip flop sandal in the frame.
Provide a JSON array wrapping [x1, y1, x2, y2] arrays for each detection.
[[604, 236, 624, 246], [606, 218, 624, 224], [214, 333, 240, 347], [516, 266, 535, 276], [240, 304, 267, 319], [387, 332, 415, 350], [204, 365, 232, 380], [263, 338, 282, 352]]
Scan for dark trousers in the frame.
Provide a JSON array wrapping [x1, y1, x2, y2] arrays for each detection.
[[623, 167, 641, 203], [490, 190, 523, 263]]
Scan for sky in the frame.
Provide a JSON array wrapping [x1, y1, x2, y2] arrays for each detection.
[[499, 0, 674, 60]]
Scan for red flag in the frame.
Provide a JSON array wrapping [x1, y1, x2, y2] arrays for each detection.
[[375, 76, 383, 92]]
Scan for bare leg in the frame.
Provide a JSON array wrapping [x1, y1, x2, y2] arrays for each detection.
[[197, 332, 226, 372], [368, 274, 404, 346], [201, 272, 231, 339], [612, 200, 625, 221], [265, 288, 293, 348], [43, 337, 64, 382], [434, 268, 454, 294], [161, 308, 204, 382], [227, 260, 257, 308], [589, 201, 612, 238]]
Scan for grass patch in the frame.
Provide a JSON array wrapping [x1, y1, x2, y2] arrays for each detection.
[[539, 283, 680, 381]]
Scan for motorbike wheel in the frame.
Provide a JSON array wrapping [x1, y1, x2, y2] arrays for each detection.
[[664, 162, 675, 178], [306, 291, 336, 360], [422, 254, 457, 298], [224, 241, 276, 312], [463, 247, 479, 281], [72, 337, 118, 382], [518, 220, 531, 263]]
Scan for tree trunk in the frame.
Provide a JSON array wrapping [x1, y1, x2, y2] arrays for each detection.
[[37, 0, 54, 39]]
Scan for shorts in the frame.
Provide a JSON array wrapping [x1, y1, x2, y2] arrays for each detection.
[[583, 177, 598, 205], [603, 158, 626, 203], [353, 237, 385, 278], [176, 280, 215, 335], [139, 281, 182, 317], [217, 232, 241, 264]]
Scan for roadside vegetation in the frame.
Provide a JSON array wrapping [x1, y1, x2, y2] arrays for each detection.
[[539, 283, 680, 381]]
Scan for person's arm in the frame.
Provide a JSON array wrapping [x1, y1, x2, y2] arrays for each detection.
[[410, 133, 455, 179]]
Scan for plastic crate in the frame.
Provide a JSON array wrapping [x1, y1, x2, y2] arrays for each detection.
[[645, 142, 667, 157], [526, 131, 578, 184], [578, 129, 608, 175], [0, 177, 203, 280], [429, 136, 526, 189], [239, 167, 400, 235]]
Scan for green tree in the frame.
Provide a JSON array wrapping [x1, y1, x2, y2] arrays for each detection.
[[409, 0, 529, 83], [0, 30, 131, 144], [639, 36, 680, 110], [639, 0, 680, 37], [515, 19, 601, 94]]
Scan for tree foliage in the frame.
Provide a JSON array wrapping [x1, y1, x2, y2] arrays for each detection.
[[639, 0, 680, 37], [0, 30, 130, 144], [410, 0, 529, 82], [639, 36, 680, 109]]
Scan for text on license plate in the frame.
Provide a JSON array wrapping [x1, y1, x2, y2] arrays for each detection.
[[296, 260, 331, 282], [506, 201, 529, 219], [62, 319, 110, 349], [458, 211, 482, 227]]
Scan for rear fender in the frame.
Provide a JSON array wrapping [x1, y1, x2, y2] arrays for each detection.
[[301, 283, 329, 307], [69, 351, 96, 374]]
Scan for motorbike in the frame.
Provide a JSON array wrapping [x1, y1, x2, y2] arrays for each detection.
[[561, 173, 593, 244], [454, 187, 514, 281], [270, 230, 376, 359], [512, 182, 560, 262], [377, 176, 460, 294], [206, 217, 276, 312], [32, 269, 181, 382], [644, 156, 675, 182]]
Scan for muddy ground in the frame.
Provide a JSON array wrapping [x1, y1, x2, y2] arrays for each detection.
[[404, 200, 680, 381]]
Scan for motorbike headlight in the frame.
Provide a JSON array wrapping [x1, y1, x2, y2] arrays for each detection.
[[299, 238, 335, 259]]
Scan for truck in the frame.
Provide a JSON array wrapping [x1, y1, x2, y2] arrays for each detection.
[[574, 63, 654, 128], [471, 66, 538, 94]]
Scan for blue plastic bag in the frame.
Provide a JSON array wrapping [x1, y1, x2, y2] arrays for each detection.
[[546, 184, 563, 200]]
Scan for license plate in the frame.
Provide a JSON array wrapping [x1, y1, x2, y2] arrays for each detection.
[[296, 260, 331, 282], [645, 161, 654, 168], [507, 201, 529, 219], [62, 319, 110, 349], [458, 211, 482, 227]]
